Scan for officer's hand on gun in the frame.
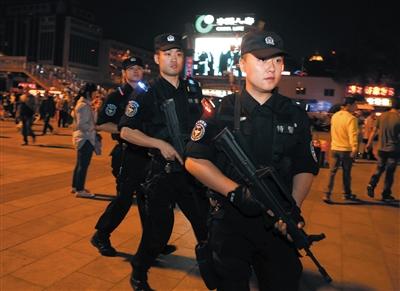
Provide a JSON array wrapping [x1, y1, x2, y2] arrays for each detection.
[[271, 215, 305, 242], [156, 139, 183, 165], [228, 184, 305, 241]]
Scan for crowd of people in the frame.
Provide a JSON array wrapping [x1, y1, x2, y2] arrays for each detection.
[[0, 29, 398, 291], [0, 85, 107, 144]]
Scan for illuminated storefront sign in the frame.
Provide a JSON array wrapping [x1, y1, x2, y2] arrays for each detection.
[[346, 85, 395, 107], [195, 14, 255, 34], [346, 84, 395, 98], [346, 85, 363, 95], [364, 86, 395, 97], [366, 97, 392, 107]]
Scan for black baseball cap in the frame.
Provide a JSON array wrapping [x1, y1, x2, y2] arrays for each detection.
[[154, 33, 183, 51], [122, 56, 144, 70], [241, 30, 287, 59]]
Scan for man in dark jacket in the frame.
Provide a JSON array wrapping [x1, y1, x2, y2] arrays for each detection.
[[39, 91, 56, 135]]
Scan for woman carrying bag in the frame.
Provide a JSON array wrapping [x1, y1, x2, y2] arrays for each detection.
[[71, 83, 99, 198]]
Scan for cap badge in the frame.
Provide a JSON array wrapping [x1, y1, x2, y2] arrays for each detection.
[[130, 57, 136, 62], [265, 36, 275, 46], [167, 35, 175, 42]]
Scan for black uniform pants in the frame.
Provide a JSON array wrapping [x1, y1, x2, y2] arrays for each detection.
[[133, 166, 209, 273], [209, 205, 302, 291], [368, 150, 399, 196], [95, 144, 149, 234]]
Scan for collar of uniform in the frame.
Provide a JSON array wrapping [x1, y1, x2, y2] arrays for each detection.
[[240, 90, 280, 114], [122, 83, 134, 96], [158, 76, 185, 93]]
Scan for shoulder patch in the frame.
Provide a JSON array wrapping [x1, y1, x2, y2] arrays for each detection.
[[105, 104, 117, 116], [191, 120, 207, 141], [310, 141, 318, 163], [125, 100, 139, 117]]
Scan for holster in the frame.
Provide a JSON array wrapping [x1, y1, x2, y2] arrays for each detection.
[[195, 242, 220, 290]]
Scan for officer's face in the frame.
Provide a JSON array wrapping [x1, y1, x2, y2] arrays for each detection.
[[154, 49, 184, 77], [123, 65, 143, 83], [240, 54, 284, 94]]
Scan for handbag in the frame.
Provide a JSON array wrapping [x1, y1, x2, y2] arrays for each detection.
[[94, 133, 102, 155]]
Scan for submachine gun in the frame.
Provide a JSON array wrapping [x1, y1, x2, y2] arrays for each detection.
[[214, 127, 332, 283], [160, 98, 186, 171]]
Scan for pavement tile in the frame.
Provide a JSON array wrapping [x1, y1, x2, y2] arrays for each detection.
[[0, 203, 22, 215], [342, 240, 385, 264], [341, 223, 377, 243], [0, 215, 27, 230], [5, 197, 82, 223], [341, 210, 373, 226], [79, 255, 131, 283], [51, 203, 103, 224], [150, 247, 197, 280], [0, 230, 29, 251], [45, 271, 114, 290], [8, 230, 81, 259], [383, 252, 400, 291], [378, 234, 400, 256], [172, 267, 208, 290], [173, 229, 197, 249], [114, 235, 141, 251], [107, 275, 132, 291], [0, 250, 35, 277], [12, 248, 95, 287], [311, 242, 342, 268], [4, 190, 69, 209], [58, 215, 100, 237], [309, 210, 341, 228], [6, 215, 70, 240], [342, 257, 394, 291], [0, 275, 43, 291], [148, 272, 181, 290]]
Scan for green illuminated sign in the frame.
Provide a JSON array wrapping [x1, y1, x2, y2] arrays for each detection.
[[195, 15, 214, 34]]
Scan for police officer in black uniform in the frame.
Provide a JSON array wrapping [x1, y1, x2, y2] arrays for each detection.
[[91, 56, 151, 256], [119, 33, 208, 291], [185, 30, 319, 291]]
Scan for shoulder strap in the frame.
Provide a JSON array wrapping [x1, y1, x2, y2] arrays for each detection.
[[234, 92, 241, 132]]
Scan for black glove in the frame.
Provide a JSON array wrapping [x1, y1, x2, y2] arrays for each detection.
[[227, 185, 263, 216]]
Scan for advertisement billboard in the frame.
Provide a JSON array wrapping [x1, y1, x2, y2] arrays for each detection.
[[193, 37, 244, 77]]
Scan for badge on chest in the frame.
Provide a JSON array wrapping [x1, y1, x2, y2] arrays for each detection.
[[276, 122, 297, 134]]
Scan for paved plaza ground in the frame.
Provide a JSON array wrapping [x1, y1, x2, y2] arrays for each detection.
[[1, 119, 399, 291]]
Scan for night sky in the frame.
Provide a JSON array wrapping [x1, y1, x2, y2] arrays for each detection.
[[86, 0, 397, 65]]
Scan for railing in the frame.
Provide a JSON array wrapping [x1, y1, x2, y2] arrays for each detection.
[[0, 56, 82, 92]]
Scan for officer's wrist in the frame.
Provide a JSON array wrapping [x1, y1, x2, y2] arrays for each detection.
[[227, 185, 243, 204]]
